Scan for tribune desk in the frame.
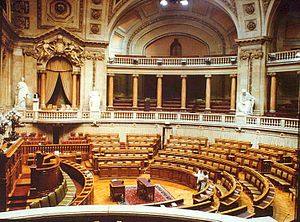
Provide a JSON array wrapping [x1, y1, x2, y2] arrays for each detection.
[[137, 178, 155, 201], [110, 180, 125, 202]]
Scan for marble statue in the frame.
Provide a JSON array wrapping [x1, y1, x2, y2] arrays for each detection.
[[237, 89, 255, 115], [15, 77, 30, 110], [89, 89, 101, 112]]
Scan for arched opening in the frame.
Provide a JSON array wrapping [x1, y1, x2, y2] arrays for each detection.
[[269, 1, 300, 51], [44, 57, 73, 108]]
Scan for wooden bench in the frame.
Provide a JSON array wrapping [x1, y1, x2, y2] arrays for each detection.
[[142, 198, 184, 208], [220, 205, 255, 218], [98, 163, 140, 178], [178, 200, 217, 212], [264, 162, 296, 190], [239, 166, 275, 217], [216, 171, 242, 211]]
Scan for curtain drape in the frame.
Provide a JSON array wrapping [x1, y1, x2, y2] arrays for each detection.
[[45, 58, 73, 104], [60, 71, 72, 103]]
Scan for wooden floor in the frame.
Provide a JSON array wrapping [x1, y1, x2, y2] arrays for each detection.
[[92, 174, 296, 222], [21, 164, 296, 221]]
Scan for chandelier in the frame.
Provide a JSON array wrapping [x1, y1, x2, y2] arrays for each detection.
[[160, 0, 189, 6]]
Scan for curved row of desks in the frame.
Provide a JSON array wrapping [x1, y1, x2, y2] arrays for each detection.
[[60, 160, 94, 205]]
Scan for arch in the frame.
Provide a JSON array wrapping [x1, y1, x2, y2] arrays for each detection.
[[142, 33, 210, 56], [125, 19, 226, 55], [107, 0, 239, 39], [45, 57, 73, 106]]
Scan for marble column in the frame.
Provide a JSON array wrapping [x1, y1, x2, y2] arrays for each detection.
[[181, 75, 187, 110], [269, 72, 277, 113], [132, 74, 139, 109], [205, 74, 212, 110], [72, 72, 78, 108], [39, 70, 46, 109], [156, 74, 163, 110], [230, 74, 237, 111], [107, 73, 115, 109]]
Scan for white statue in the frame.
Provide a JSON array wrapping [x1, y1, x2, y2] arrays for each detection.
[[15, 77, 30, 110], [237, 89, 255, 115], [89, 89, 101, 112]]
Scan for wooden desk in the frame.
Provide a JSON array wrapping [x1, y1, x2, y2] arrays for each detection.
[[137, 178, 155, 201], [110, 180, 125, 202]]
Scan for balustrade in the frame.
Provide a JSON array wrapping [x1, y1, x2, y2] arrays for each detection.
[[21, 110, 298, 133], [268, 50, 300, 63], [110, 55, 236, 66]]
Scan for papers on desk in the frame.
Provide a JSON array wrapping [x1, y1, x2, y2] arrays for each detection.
[[171, 202, 178, 207]]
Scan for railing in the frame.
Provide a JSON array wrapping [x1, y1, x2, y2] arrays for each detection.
[[110, 55, 237, 66], [0, 205, 275, 222], [21, 110, 299, 134], [268, 49, 300, 63], [21, 144, 91, 155]]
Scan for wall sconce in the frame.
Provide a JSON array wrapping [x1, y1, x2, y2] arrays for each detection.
[[133, 58, 139, 65], [157, 58, 163, 65], [230, 57, 237, 64], [205, 58, 211, 65]]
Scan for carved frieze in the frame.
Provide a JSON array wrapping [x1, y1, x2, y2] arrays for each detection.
[[240, 49, 263, 60], [220, 0, 237, 17], [246, 20, 257, 31], [32, 35, 84, 67], [262, 0, 271, 13], [37, 0, 84, 32], [90, 24, 101, 34], [84, 50, 105, 61], [244, 3, 255, 15], [11, 0, 30, 29], [91, 9, 102, 20]]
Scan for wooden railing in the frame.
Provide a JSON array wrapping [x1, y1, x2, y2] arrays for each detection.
[[0, 138, 23, 212], [21, 144, 91, 155], [110, 55, 237, 66]]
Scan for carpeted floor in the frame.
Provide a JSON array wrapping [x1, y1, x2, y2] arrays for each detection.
[[123, 184, 174, 205]]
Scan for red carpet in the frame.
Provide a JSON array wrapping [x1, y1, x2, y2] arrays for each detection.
[[124, 184, 174, 205]]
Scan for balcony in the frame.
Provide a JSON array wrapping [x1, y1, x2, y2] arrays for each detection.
[[20, 110, 299, 134]]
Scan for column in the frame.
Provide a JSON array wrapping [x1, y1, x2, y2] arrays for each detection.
[[230, 74, 237, 111], [107, 73, 115, 109], [132, 74, 139, 109], [72, 72, 78, 108], [269, 72, 277, 113], [156, 74, 163, 110], [39, 70, 46, 109], [181, 75, 187, 110], [205, 74, 212, 110]]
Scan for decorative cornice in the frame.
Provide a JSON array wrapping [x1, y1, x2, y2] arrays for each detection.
[[262, 0, 271, 14], [18, 27, 109, 48], [240, 49, 264, 60], [220, 0, 237, 17], [235, 36, 271, 46]]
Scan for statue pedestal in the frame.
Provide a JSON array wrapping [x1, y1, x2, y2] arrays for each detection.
[[32, 98, 39, 111], [90, 111, 100, 120]]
